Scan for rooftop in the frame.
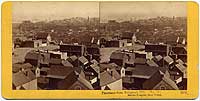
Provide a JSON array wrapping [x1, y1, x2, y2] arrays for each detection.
[[100, 68, 121, 86], [126, 65, 159, 79], [47, 65, 74, 79]]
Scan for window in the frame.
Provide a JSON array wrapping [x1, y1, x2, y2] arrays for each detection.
[[160, 86, 166, 90], [122, 70, 125, 74], [74, 86, 81, 90]]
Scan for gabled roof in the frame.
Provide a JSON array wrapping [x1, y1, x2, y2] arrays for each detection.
[[62, 60, 73, 67], [163, 56, 174, 65], [25, 51, 40, 60], [171, 46, 187, 55], [100, 68, 121, 86], [158, 66, 168, 75], [162, 75, 179, 90], [26, 70, 37, 80], [154, 55, 163, 62], [13, 72, 30, 87], [78, 76, 94, 90], [146, 60, 159, 67], [73, 66, 83, 75], [13, 70, 36, 87], [176, 59, 184, 65], [47, 65, 74, 79], [57, 71, 78, 89], [56, 69, 93, 90], [69, 55, 78, 62], [78, 56, 89, 65], [90, 63, 100, 73], [145, 44, 169, 52], [128, 65, 159, 79], [175, 63, 186, 73], [12, 63, 32, 73]]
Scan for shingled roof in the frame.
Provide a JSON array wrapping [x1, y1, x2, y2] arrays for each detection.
[[68, 55, 78, 62], [90, 63, 100, 74], [154, 55, 163, 62], [171, 46, 187, 55], [99, 63, 120, 72], [13, 72, 30, 87], [47, 65, 74, 79], [78, 75, 94, 90], [78, 56, 89, 65], [100, 68, 121, 86], [127, 65, 159, 79], [175, 63, 186, 73], [161, 75, 179, 90], [163, 56, 174, 65], [12, 63, 33, 73], [62, 60, 73, 67], [25, 51, 41, 60], [146, 60, 159, 67], [176, 59, 184, 65], [110, 51, 127, 60], [13, 70, 36, 87]]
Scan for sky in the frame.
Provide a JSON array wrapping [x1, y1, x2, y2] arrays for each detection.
[[12, 1, 99, 23], [12, 1, 187, 23], [100, 2, 187, 22]]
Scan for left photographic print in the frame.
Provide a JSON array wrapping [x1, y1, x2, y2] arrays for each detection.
[[12, 1, 100, 90]]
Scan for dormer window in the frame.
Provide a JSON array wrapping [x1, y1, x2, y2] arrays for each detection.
[[160, 86, 166, 90], [75, 86, 81, 90]]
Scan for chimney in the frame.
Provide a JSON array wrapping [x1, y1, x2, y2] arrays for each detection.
[[106, 68, 110, 71]]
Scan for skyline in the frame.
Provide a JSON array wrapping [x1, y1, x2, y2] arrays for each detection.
[[12, 2, 99, 23], [100, 2, 187, 22], [13, 1, 187, 23]]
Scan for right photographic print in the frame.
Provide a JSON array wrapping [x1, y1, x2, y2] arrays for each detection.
[[99, 1, 187, 90]]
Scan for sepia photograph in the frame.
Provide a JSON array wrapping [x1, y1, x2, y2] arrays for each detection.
[[12, 1, 187, 90]]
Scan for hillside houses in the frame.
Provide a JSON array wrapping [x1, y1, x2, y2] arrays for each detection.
[[12, 17, 187, 90]]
